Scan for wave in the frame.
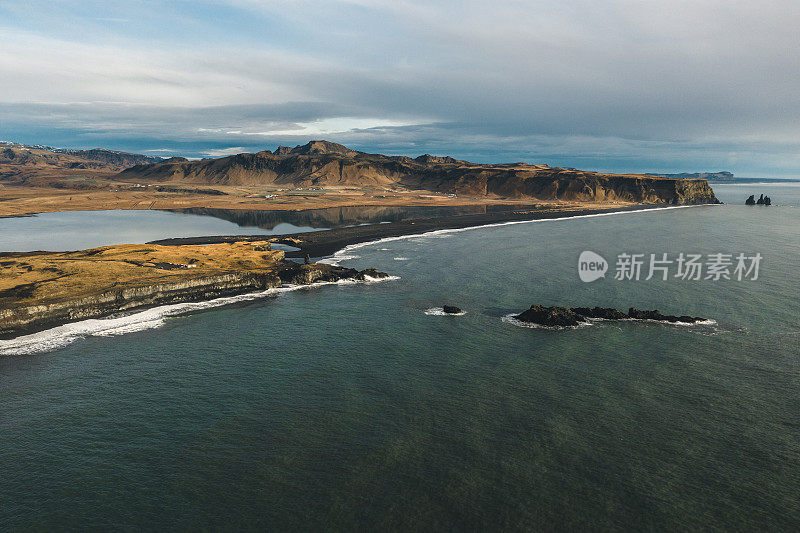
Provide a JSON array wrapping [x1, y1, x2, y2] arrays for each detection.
[[321, 205, 700, 266], [424, 307, 466, 316], [0, 275, 399, 357]]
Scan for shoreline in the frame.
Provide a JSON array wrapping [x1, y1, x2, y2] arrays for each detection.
[[0, 275, 397, 355], [0, 243, 389, 342], [0, 202, 716, 348], [149, 203, 698, 259]]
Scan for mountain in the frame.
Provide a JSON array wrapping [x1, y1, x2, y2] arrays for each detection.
[[55, 149, 162, 167], [647, 171, 734, 181], [119, 141, 719, 204], [0, 142, 162, 184]]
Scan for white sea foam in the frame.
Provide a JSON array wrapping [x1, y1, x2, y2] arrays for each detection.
[[424, 307, 466, 316], [393, 257, 409, 261], [322, 205, 702, 266], [0, 276, 398, 357], [501, 313, 593, 330]]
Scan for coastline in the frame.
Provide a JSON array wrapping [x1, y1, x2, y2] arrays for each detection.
[[0, 202, 716, 349], [0, 242, 389, 342], [150, 203, 698, 258]]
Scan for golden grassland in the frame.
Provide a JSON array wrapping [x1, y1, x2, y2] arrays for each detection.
[[0, 241, 283, 308], [0, 182, 631, 217]]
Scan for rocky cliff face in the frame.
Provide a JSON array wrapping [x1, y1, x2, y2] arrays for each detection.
[[0, 262, 387, 339], [0, 241, 389, 339], [119, 141, 719, 205]]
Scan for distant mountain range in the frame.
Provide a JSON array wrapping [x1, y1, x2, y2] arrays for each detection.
[[647, 170, 798, 183], [647, 171, 735, 181], [0, 141, 162, 168], [0, 142, 163, 184], [0, 140, 720, 204]]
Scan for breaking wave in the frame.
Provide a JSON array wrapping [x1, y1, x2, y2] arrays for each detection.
[[0, 276, 398, 357], [424, 307, 467, 316], [321, 205, 700, 266]]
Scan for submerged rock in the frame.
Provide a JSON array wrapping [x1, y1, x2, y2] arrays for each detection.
[[442, 305, 462, 314]]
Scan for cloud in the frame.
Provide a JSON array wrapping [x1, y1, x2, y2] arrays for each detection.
[[1, 0, 800, 175], [201, 146, 249, 157]]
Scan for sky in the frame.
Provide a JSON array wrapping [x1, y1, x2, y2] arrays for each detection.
[[1, 0, 800, 176]]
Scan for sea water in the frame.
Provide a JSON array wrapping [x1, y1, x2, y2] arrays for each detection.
[[1, 184, 798, 529]]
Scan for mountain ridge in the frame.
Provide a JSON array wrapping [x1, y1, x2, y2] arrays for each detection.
[[118, 140, 719, 204]]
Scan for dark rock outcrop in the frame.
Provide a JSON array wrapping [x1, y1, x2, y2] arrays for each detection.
[[571, 306, 628, 320], [515, 305, 707, 328], [626, 307, 704, 323], [515, 305, 585, 327], [746, 194, 772, 206]]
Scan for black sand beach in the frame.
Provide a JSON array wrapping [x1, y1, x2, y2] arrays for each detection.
[[149, 204, 675, 258]]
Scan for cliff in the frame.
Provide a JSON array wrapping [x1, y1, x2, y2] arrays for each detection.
[[118, 141, 719, 205], [0, 241, 387, 339]]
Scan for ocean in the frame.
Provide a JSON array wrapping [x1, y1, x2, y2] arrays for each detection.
[[1, 183, 798, 530]]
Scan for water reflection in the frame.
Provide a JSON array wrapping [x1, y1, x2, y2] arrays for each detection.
[[167, 204, 538, 230]]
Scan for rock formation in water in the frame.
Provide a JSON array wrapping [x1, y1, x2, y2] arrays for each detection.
[[118, 141, 720, 205], [514, 305, 707, 328], [746, 194, 772, 205], [442, 305, 462, 314]]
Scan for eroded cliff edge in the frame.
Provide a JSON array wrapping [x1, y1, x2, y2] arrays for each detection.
[[0, 241, 388, 339]]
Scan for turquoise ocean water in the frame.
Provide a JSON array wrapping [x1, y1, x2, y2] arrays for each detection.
[[0, 183, 798, 530]]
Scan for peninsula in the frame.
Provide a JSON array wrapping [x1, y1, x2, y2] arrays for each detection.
[[0, 241, 388, 339], [0, 140, 719, 216], [0, 141, 722, 340]]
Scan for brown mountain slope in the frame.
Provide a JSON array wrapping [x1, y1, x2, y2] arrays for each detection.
[[119, 141, 719, 204], [58, 149, 162, 168], [0, 145, 161, 185], [0, 146, 116, 184]]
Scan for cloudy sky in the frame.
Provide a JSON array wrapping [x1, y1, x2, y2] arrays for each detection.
[[2, 0, 799, 175]]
